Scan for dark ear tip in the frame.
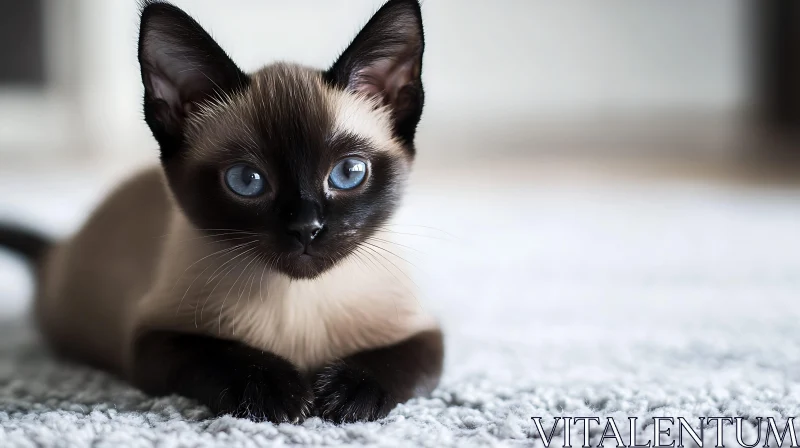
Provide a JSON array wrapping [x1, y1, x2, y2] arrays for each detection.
[[385, 0, 422, 9], [379, 0, 425, 40], [139, 0, 189, 25], [382, 0, 423, 19], [139, 0, 166, 16]]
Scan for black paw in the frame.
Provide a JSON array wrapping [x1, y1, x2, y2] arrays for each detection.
[[313, 361, 396, 423], [214, 362, 314, 423]]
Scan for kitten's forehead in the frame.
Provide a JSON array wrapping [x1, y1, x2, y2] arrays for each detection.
[[253, 63, 400, 153], [190, 63, 402, 158]]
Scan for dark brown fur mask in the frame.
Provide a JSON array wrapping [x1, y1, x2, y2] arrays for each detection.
[[138, 0, 424, 279]]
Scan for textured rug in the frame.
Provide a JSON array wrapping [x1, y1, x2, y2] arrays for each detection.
[[1, 166, 800, 447]]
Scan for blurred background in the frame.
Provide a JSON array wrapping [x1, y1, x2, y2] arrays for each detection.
[[3, 0, 800, 170], [2, 4, 800, 441], [1, 1, 799, 320]]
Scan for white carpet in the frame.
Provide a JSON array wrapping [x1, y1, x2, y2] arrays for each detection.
[[1, 164, 800, 447]]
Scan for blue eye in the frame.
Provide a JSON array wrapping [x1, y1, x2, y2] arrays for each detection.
[[329, 158, 367, 190], [225, 164, 267, 197]]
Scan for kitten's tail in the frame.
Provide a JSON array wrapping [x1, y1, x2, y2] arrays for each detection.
[[0, 223, 53, 266]]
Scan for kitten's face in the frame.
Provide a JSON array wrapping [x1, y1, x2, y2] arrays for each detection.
[[168, 65, 410, 278], [139, 1, 424, 279]]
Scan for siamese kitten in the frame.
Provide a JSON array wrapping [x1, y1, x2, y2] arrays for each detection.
[[0, 0, 442, 423]]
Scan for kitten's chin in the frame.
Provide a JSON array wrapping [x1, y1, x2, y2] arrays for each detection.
[[277, 252, 337, 280]]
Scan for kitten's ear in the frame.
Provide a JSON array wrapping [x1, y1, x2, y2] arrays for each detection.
[[325, 0, 425, 145], [138, 1, 248, 157]]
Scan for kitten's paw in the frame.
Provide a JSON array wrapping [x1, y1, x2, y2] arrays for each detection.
[[216, 363, 314, 423], [313, 361, 395, 423]]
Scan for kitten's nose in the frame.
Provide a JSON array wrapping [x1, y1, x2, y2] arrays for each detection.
[[288, 221, 323, 247]]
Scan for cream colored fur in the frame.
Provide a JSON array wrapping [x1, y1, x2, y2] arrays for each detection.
[[133, 208, 436, 373], [35, 64, 436, 379]]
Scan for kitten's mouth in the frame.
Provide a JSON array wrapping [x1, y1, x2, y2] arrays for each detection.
[[278, 248, 333, 279]]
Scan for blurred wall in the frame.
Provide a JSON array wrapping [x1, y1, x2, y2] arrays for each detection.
[[1, 0, 750, 160]]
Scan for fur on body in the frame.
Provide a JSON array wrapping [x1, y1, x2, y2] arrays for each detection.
[[3, 0, 443, 424]]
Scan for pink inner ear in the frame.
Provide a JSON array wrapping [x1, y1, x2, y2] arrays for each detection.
[[349, 56, 418, 108]]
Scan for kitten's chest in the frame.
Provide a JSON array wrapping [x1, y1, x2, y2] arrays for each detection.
[[139, 220, 436, 371], [230, 262, 435, 371]]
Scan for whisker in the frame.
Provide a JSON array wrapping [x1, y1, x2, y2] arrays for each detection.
[[170, 241, 256, 294], [156, 228, 262, 239], [354, 226, 454, 242], [175, 242, 254, 316], [358, 243, 424, 310], [353, 246, 382, 276], [196, 257, 244, 326], [217, 250, 255, 335], [369, 223, 457, 238], [231, 254, 262, 335], [205, 245, 259, 286], [339, 247, 370, 275], [359, 244, 418, 289], [198, 246, 258, 326], [157, 234, 258, 265], [258, 254, 270, 304], [353, 247, 403, 317], [364, 236, 424, 254], [361, 241, 421, 272], [158, 233, 257, 244], [216, 250, 260, 334]]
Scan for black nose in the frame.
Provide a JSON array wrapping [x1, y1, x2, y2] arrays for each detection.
[[288, 221, 323, 247]]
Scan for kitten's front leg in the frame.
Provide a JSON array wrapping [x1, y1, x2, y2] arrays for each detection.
[[132, 331, 313, 423], [313, 329, 444, 423]]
